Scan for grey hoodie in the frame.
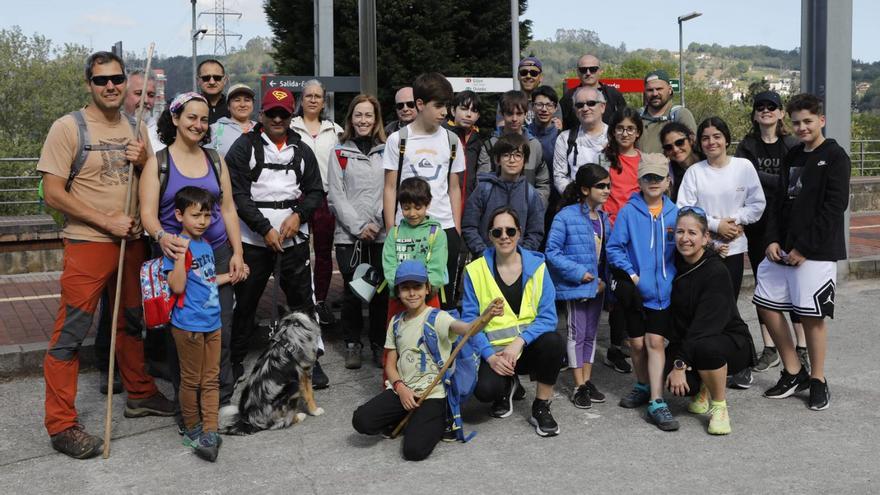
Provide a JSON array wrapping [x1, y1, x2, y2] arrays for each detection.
[[209, 116, 255, 158], [327, 139, 387, 245]]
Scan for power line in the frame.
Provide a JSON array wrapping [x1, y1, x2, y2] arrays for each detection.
[[199, 0, 242, 56]]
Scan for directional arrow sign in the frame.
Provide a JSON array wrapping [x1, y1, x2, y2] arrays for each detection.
[[260, 75, 361, 95]]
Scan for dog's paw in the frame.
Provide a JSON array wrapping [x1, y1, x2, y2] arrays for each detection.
[[308, 407, 325, 416], [295, 412, 307, 423]]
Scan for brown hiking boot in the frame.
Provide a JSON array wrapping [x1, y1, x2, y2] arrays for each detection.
[[50, 425, 103, 459], [124, 392, 175, 418]]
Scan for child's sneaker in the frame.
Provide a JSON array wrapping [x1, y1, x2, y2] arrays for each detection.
[[647, 399, 679, 431], [194, 431, 222, 462], [727, 368, 754, 389], [707, 401, 731, 435], [182, 423, 202, 448], [797, 346, 811, 374], [570, 384, 592, 409], [619, 383, 650, 409], [604, 347, 632, 373], [808, 378, 830, 411], [764, 366, 809, 399], [688, 383, 710, 414], [489, 376, 518, 418], [585, 381, 606, 403], [752, 346, 780, 373], [528, 399, 560, 437]]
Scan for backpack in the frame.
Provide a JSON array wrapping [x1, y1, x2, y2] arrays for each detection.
[[39, 110, 137, 224], [140, 249, 192, 330], [391, 308, 479, 443], [565, 124, 580, 181], [638, 105, 683, 124], [393, 125, 458, 216], [248, 129, 303, 184], [157, 147, 223, 201]]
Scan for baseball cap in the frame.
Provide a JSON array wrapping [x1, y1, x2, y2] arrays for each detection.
[[262, 88, 295, 114], [753, 91, 782, 108], [519, 56, 542, 70], [227, 83, 255, 100], [638, 153, 670, 179], [394, 260, 429, 287], [644, 69, 671, 84]]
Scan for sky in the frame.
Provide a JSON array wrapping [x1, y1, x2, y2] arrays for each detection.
[[2, 0, 878, 63]]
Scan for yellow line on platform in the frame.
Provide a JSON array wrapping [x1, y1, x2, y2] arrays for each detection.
[[0, 294, 60, 303]]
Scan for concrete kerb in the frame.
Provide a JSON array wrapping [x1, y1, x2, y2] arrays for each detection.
[[0, 337, 95, 379]]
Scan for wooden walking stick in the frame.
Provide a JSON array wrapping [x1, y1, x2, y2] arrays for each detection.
[[390, 297, 503, 439], [103, 43, 155, 459]]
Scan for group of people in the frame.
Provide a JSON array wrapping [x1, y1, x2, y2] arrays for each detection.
[[36, 49, 850, 463]]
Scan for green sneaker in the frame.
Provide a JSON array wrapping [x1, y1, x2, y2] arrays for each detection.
[[707, 402, 731, 435], [182, 424, 203, 449], [688, 383, 710, 414]]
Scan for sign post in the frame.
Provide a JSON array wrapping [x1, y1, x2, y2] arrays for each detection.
[[447, 77, 514, 93]]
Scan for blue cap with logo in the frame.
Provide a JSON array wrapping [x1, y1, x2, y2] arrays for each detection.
[[394, 260, 429, 287]]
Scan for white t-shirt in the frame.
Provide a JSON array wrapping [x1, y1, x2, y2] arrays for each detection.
[[676, 156, 766, 256], [552, 123, 608, 193], [383, 124, 466, 230]]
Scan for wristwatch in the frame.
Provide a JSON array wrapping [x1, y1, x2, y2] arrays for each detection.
[[673, 359, 688, 371], [154, 229, 166, 242]]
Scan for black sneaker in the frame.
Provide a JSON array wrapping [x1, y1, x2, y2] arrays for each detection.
[[50, 424, 103, 459], [193, 431, 222, 462], [764, 367, 810, 399], [571, 384, 592, 409], [585, 381, 606, 403], [315, 302, 335, 326], [380, 424, 395, 439], [727, 368, 754, 389], [647, 399, 680, 432], [441, 420, 458, 442], [528, 399, 560, 437], [808, 378, 830, 411], [512, 376, 526, 401], [604, 347, 632, 374], [619, 386, 650, 409], [489, 378, 516, 418], [124, 392, 175, 418], [312, 360, 329, 390], [99, 369, 123, 395]]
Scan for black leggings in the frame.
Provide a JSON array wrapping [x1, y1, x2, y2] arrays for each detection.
[[666, 334, 754, 394], [721, 253, 744, 301], [473, 332, 565, 402], [336, 242, 388, 349], [442, 227, 463, 310], [351, 389, 445, 461]]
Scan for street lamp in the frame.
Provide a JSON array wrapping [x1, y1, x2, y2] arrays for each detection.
[[191, 0, 208, 92], [678, 11, 702, 107]]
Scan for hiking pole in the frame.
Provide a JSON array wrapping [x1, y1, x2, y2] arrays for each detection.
[[390, 297, 503, 439], [103, 42, 155, 459]]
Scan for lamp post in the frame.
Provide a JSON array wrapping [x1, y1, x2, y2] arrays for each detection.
[[191, 0, 208, 92], [678, 11, 702, 107]]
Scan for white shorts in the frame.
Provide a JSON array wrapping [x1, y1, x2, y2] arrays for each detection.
[[752, 258, 837, 319]]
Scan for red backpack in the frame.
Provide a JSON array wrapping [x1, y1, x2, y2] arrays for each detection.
[[140, 250, 191, 329]]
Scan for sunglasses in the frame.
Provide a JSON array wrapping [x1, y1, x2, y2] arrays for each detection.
[[755, 103, 778, 112], [265, 108, 292, 120], [490, 227, 518, 239], [395, 101, 416, 110], [662, 137, 689, 151], [678, 205, 707, 219], [90, 74, 126, 86], [519, 68, 541, 78], [200, 75, 224, 82], [591, 182, 611, 190], [574, 100, 602, 109], [577, 66, 600, 75]]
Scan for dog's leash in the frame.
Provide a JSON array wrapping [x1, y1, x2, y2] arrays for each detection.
[[268, 254, 282, 340]]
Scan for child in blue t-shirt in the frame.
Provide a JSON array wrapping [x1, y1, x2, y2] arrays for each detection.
[[164, 186, 231, 462]]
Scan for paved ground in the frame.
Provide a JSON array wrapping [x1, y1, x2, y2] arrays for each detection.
[[0, 279, 877, 494]]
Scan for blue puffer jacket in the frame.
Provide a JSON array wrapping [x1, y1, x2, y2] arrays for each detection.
[[461, 172, 546, 255], [606, 192, 678, 310], [546, 203, 610, 300]]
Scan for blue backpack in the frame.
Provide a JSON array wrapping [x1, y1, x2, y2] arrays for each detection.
[[391, 308, 480, 442]]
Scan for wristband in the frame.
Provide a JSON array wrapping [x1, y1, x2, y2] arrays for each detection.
[[392, 380, 404, 392], [154, 229, 166, 242]]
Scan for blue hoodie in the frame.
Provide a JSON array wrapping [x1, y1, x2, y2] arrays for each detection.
[[462, 246, 558, 361], [546, 203, 610, 300], [461, 172, 546, 255], [606, 192, 678, 310]]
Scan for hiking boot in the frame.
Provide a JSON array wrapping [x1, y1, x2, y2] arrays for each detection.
[[182, 423, 203, 448], [752, 347, 780, 373], [528, 399, 560, 437], [707, 403, 731, 435], [124, 392, 175, 418], [585, 381, 606, 403], [193, 431, 222, 462], [647, 399, 680, 431], [797, 346, 811, 375], [315, 301, 335, 326], [50, 425, 103, 459], [345, 343, 363, 370], [371, 347, 383, 369], [688, 383, 711, 414], [312, 360, 329, 389], [619, 385, 650, 409], [727, 368, 754, 389], [604, 347, 632, 374], [808, 378, 830, 411], [571, 384, 592, 409], [489, 378, 517, 418], [764, 366, 810, 399], [99, 369, 123, 395]]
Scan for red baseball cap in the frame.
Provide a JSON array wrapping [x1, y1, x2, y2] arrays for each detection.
[[262, 88, 295, 114]]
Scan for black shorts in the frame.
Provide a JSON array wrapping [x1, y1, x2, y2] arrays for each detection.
[[623, 306, 671, 339]]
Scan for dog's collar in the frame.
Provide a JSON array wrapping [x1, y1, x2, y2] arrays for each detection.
[[269, 327, 300, 358]]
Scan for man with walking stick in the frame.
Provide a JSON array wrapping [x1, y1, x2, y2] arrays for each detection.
[[38, 51, 174, 460]]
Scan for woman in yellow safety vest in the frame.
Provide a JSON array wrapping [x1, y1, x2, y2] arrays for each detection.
[[461, 206, 565, 437]]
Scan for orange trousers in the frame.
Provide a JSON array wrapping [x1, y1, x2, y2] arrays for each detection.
[[44, 239, 158, 436]]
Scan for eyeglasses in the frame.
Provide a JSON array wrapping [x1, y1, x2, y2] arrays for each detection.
[[395, 101, 416, 110], [577, 66, 600, 75], [678, 205, 707, 219], [574, 100, 603, 109], [591, 182, 611, 190], [662, 138, 689, 152], [265, 108, 292, 120], [755, 103, 778, 112], [639, 174, 666, 184], [490, 227, 518, 239], [200, 75, 224, 83], [500, 151, 524, 161], [615, 126, 638, 135], [519, 68, 541, 78], [532, 102, 556, 110], [90, 74, 126, 86]]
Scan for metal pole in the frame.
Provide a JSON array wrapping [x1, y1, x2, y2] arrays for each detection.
[[511, 0, 519, 90], [316, 0, 335, 121], [191, 0, 198, 92], [679, 21, 684, 107], [358, 0, 378, 97]]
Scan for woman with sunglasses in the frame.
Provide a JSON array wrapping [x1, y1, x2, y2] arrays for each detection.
[[290, 79, 344, 326], [462, 207, 565, 437], [666, 207, 756, 435], [677, 116, 766, 301], [734, 92, 807, 374], [140, 92, 248, 413], [660, 122, 700, 202]]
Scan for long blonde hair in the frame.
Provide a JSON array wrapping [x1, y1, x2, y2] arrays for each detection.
[[340, 94, 386, 144]]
